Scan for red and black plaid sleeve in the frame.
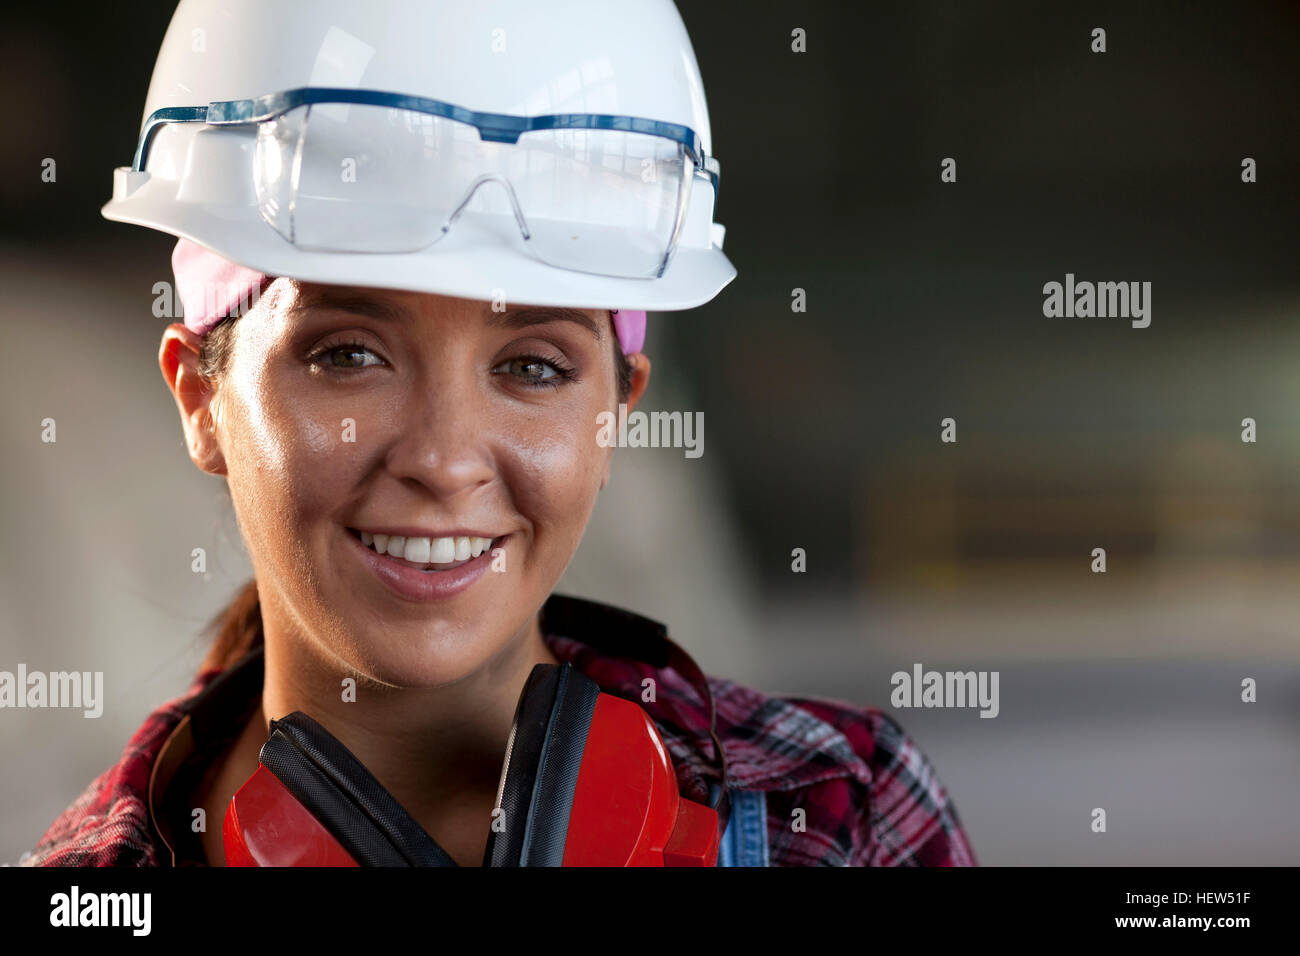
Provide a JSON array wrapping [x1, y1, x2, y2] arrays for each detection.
[[786, 698, 978, 866]]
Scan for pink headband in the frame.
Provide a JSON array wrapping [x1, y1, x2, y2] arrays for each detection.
[[171, 238, 647, 353]]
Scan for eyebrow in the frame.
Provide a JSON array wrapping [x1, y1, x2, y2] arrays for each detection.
[[291, 287, 410, 323], [292, 287, 604, 340], [486, 307, 604, 341]]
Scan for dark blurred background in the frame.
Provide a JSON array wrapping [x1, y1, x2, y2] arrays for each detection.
[[2, 1, 1298, 864]]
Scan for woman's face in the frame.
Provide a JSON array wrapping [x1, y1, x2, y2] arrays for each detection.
[[167, 281, 645, 687]]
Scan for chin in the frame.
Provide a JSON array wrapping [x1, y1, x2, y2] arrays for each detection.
[[333, 607, 524, 690]]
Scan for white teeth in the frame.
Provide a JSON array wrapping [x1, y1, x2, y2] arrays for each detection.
[[403, 536, 431, 563], [359, 530, 497, 565], [429, 536, 456, 563]]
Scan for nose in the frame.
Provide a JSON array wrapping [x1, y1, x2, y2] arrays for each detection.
[[383, 368, 498, 502]]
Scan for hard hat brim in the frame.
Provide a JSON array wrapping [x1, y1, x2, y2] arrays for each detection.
[[104, 188, 736, 314]]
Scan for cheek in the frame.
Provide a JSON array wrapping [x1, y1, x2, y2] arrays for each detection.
[[222, 368, 360, 550], [497, 401, 608, 542]]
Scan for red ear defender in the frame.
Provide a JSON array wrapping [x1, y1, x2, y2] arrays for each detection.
[[223, 764, 359, 867], [562, 694, 718, 866], [224, 663, 719, 867]]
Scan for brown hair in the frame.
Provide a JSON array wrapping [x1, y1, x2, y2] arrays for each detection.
[[193, 308, 635, 673]]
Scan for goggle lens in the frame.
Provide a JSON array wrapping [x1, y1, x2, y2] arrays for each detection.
[[253, 103, 694, 278]]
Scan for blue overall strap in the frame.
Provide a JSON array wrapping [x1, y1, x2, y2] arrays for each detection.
[[710, 785, 769, 867]]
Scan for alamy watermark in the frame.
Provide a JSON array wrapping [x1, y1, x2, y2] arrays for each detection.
[[595, 403, 703, 459], [891, 663, 999, 718], [151, 279, 266, 320], [50, 886, 150, 936], [0, 665, 103, 718], [1043, 273, 1151, 328]]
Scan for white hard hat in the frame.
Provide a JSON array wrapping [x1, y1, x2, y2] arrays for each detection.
[[104, 0, 736, 312]]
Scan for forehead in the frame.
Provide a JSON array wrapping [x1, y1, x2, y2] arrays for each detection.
[[280, 282, 606, 343]]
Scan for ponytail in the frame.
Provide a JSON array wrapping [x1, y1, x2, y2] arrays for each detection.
[[199, 578, 264, 673]]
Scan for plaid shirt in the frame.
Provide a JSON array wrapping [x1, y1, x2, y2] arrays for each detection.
[[20, 595, 976, 867]]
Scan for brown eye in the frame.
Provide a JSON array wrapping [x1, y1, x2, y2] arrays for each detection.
[[309, 341, 384, 369], [504, 357, 556, 381], [491, 354, 576, 389], [330, 347, 372, 368]]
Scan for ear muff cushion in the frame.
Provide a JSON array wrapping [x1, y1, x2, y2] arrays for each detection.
[[259, 711, 458, 867], [484, 663, 600, 866]]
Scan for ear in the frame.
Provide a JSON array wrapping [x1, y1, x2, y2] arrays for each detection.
[[622, 352, 651, 416], [159, 323, 228, 476], [600, 352, 651, 490]]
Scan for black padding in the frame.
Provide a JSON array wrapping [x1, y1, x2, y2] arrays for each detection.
[[259, 712, 458, 867], [483, 663, 599, 866]]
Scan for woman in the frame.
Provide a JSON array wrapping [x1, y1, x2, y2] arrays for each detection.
[[23, 0, 976, 867]]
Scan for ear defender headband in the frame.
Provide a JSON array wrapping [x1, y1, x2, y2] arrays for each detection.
[[223, 663, 721, 866], [170, 238, 648, 352]]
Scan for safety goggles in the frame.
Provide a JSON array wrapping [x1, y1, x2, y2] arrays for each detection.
[[133, 87, 722, 280]]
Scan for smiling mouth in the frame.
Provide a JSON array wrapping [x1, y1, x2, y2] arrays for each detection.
[[346, 528, 503, 571]]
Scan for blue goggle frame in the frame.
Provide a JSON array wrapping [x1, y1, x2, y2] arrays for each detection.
[[132, 86, 721, 201]]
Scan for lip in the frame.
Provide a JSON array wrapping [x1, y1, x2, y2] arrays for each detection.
[[346, 526, 504, 603], [352, 526, 502, 540]]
